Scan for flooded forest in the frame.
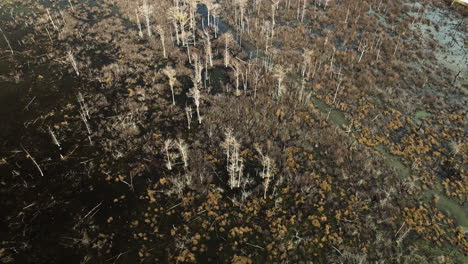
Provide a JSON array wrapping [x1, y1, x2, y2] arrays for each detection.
[[0, 0, 466, 263]]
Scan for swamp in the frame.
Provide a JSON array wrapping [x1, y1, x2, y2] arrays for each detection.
[[0, 0, 466, 263]]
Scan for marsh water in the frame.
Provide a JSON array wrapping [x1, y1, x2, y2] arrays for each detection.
[[0, 2, 466, 262], [1, 0, 466, 228]]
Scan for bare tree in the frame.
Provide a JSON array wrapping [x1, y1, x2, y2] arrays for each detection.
[[164, 139, 173, 170], [185, 106, 192, 130], [332, 77, 343, 104], [210, 3, 221, 37], [222, 33, 234, 67], [186, 0, 199, 42], [261, 20, 274, 52], [271, 0, 280, 27], [67, 0, 75, 12], [222, 129, 244, 189], [201, 0, 216, 26], [77, 93, 92, 145], [189, 86, 202, 124], [67, 51, 79, 76], [173, 7, 190, 46], [236, 0, 248, 31], [22, 145, 44, 177], [49, 127, 64, 159], [255, 146, 275, 199], [301, 0, 307, 22], [48, 127, 61, 150], [192, 54, 203, 85], [0, 27, 14, 55], [231, 60, 242, 96], [168, 7, 181, 45], [203, 30, 213, 67], [46, 9, 58, 31], [139, 0, 154, 37], [358, 39, 368, 63], [136, 9, 144, 38], [274, 66, 286, 97], [163, 67, 177, 105], [253, 68, 262, 98], [302, 49, 314, 78], [176, 138, 189, 169], [156, 26, 167, 58]]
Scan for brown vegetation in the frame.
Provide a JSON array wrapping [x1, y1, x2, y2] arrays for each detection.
[[0, 0, 466, 263]]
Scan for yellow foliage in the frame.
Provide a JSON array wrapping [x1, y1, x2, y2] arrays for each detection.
[[147, 189, 156, 203], [312, 219, 321, 228], [232, 255, 253, 264], [320, 181, 332, 192]]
